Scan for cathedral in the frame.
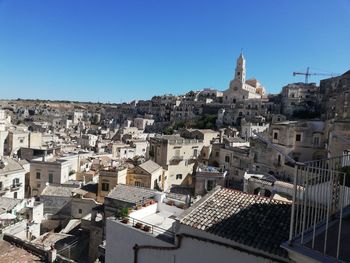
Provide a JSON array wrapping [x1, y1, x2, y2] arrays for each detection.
[[223, 52, 266, 104]]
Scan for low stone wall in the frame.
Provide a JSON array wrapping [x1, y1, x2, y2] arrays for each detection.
[[2, 234, 55, 261]]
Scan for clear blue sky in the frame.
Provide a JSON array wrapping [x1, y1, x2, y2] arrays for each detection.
[[0, 0, 349, 103]]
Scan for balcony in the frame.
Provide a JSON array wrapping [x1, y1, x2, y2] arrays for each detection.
[[169, 156, 183, 165], [10, 183, 22, 191], [283, 154, 350, 262], [116, 216, 175, 244]]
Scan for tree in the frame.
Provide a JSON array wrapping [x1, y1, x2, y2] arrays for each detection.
[[163, 126, 174, 135]]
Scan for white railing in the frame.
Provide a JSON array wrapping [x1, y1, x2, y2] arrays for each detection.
[[289, 154, 350, 260]]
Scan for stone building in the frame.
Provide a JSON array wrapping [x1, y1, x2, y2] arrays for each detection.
[[73, 111, 84, 124], [4, 129, 29, 157], [0, 157, 26, 199], [127, 160, 164, 190], [217, 98, 276, 127], [0, 109, 8, 157], [240, 116, 269, 140], [133, 117, 154, 130], [194, 165, 226, 196], [280, 82, 319, 117], [97, 166, 128, 203], [325, 119, 350, 158], [209, 137, 250, 186], [320, 70, 350, 119], [180, 129, 219, 146], [223, 52, 265, 104], [250, 120, 327, 181], [29, 157, 71, 196], [79, 134, 98, 150], [149, 135, 203, 191], [111, 142, 135, 159]]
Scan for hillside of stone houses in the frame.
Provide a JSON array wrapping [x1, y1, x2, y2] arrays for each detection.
[[1, 52, 350, 263]]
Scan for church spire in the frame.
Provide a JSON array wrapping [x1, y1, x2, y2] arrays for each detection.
[[235, 51, 246, 83]]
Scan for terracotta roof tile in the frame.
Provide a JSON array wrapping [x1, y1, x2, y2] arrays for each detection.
[[179, 187, 291, 258]]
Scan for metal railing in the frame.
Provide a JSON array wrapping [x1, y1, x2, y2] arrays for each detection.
[[169, 156, 184, 165], [121, 216, 175, 243], [289, 154, 350, 260]]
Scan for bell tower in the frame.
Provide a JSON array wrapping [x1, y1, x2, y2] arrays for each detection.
[[234, 51, 246, 84]]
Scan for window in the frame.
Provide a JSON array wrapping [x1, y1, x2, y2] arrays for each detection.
[[102, 183, 109, 191], [277, 155, 281, 167], [36, 172, 41, 179], [176, 174, 182, 180], [78, 209, 82, 214], [135, 181, 144, 187], [295, 134, 301, 142], [273, 132, 278, 140], [207, 180, 215, 191], [225, 156, 230, 163], [215, 152, 219, 157], [0, 182, 2, 190], [12, 178, 19, 186], [158, 175, 161, 181], [14, 192, 17, 199], [193, 149, 198, 157], [48, 173, 53, 184], [313, 136, 320, 146]]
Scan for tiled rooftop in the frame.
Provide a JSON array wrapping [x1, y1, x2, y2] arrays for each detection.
[[0, 158, 25, 175], [41, 185, 74, 197], [179, 187, 291, 258], [0, 197, 22, 213], [0, 240, 43, 262], [138, 159, 161, 174], [107, 184, 158, 204]]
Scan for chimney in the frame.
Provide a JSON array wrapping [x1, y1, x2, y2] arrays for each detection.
[[42, 151, 47, 162], [219, 129, 224, 144], [47, 246, 57, 263]]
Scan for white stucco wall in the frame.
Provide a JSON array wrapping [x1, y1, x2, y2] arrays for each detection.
[[105, 218, 173, 263], [136, 235, 277, 263], [105, 218, 282, 263]]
